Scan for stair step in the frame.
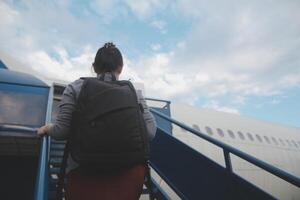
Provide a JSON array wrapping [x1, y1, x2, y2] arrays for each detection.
[[50, 150, 64, 157], [49, 177, 58, 185], [50, 176, 67, 183], [49, 181, 66, 192], [51, 139, 66, 145], [50, 157, 63, 167], [51, 143, 66, 150], [49, 181, 58, 191], [49, 167, 61, 175]]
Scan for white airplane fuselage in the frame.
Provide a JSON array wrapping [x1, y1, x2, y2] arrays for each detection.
[[168, 103, 300, 200]]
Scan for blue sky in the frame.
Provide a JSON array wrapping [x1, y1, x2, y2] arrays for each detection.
[[1, 0, 300, 128]]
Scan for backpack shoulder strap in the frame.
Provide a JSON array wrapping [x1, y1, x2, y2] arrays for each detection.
[[116, 80, 145, 113], [74, 78, 91, 110], [116, 80, 135, 91]]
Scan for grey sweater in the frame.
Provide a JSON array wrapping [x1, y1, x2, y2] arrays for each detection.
[[48, 73, 157, 173]]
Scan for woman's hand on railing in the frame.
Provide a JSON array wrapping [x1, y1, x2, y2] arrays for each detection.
[[37, 124, 53, 137]]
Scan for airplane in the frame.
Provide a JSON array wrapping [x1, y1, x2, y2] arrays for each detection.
[[0, 53, 299, 200], [167, 103, 300, 199]]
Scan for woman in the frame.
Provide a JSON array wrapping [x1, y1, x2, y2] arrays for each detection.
[[37, 42, 157, 200]]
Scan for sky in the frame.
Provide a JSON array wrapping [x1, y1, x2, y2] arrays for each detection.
[[1, 0, 300, 128]]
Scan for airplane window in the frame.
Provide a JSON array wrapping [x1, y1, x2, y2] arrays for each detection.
[[271, 137, 278, 145], [227, 130, 235, 139], [192, 124, 200, 131], [247, 133, 254, 141], [291, 140, 298, 148], [205, 126, 214, 135], [237, 131, 245, 140], [278, 138, 285, 146], [264, 136, 271, 144], [255, 134, 263, 143], [217, 128, 225, 137], [286, 140, 292, 147]]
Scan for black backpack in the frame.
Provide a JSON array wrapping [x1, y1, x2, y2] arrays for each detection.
[[69, 77, 150, 171]]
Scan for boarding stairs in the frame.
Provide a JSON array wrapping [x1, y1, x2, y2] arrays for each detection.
[[32, 84, 300, 200], [1, 83, 299, 199], [48, 139, 66, 199]]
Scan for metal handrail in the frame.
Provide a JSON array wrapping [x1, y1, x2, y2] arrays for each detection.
[[34, 136, 50, 200], [146, 97, 171, 104], [149, 174, 174, 200], [34, 86, 53, 200], [0, 124, 36, 133], [150, 108, 300, 188]]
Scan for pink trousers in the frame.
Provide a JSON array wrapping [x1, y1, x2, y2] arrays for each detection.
[[66, 164, 146, 200]]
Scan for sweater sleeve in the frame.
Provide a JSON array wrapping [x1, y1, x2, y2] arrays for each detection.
[[136, 90, 157, 141], [47, 79, 84, 140]]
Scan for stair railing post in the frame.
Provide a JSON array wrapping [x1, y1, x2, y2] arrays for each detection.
[[34, 86, 53, 200], [223, 150, 233, 173]]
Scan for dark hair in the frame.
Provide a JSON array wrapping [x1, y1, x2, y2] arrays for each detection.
[[93, 42, 123, 74]]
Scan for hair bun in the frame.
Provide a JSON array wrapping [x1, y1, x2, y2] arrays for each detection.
[[93, 42, 123, 74], [104, 42, 115, 49]]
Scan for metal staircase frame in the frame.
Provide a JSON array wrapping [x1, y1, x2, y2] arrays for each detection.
[[34, 87, 53, 200], [148, 108, 300, 199], [33, 89, 300, 200]]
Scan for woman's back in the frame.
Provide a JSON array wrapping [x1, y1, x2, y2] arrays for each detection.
[[37, 43, 157, 200]]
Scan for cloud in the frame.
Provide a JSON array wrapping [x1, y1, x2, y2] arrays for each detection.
[[271, 99, 281, 105], [0, 0, 105, 81], [203, 100, 240, 115], [125, 0, 155, 18], [1, 0, 300, 112], [125, 0, 171, 19], [233, 96, 246, 105], [0, 1, 19, 26], [164, 0, 300, 100], [150, 20, 167, 34], [120, 52, 195, 102], [89, 0, 129, 23], [26, 46, 95, 81], [1, 0, 105, 54], [150, 43, 162, 51], [90, 0, 171, 21]]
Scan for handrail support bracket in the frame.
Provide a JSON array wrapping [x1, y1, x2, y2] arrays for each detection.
[[223, 150, 233, 173]]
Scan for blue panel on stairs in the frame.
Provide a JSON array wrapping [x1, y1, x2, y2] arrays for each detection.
[[0, 60, 7, 69], [149, 129, 276, 200], [151, 107, 172, 135]]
